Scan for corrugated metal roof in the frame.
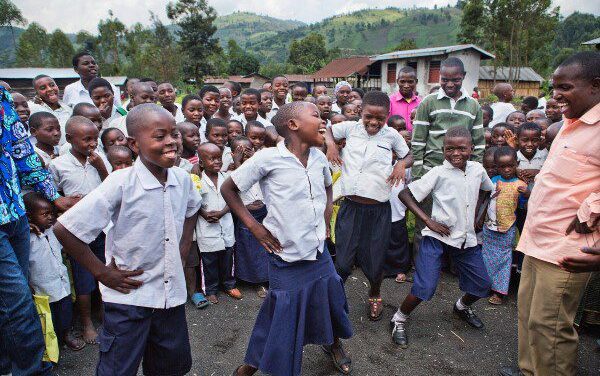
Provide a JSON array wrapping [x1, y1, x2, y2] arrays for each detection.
[[478, 66, 544, 83], [313, 56, 372, 79], [284, 74, 313, 82], [104, 76, 128, 86], [582, 37, 600, 45], [371, 44, 495, 61], [0, 67, 79, 79]]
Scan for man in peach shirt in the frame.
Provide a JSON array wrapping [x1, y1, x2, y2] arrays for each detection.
[[501, 52, 600, 376]]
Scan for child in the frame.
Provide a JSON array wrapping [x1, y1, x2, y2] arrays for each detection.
[[205, 118, 233, 171], [174, 130, 194, 173], [88, 77, 127, 129], [63, 52, 121, 108], [482, 146, 527, 305], [325, 90, 411, 321], [481, 104, 493, 128], [316, 95, 333, 126], [330, 113, 347, 125], [214, 87, 233, 121], [387, 115, 407, 132], [350, 88, 364, 101], [544, 121, 563, 150], [29, 75, 73, 145], [520, 96, 539, 113], [157, 82, 185, 122], [526, 109, 545, 122], [313, 85, 328, 97], [490, 122, 513, 147], [291, 83, 309, 102], [25, 192, 85, 352], [100, 127, 128, 153], [229, 136, 269, 297], [196, 142, 241, 304], [341, 103, 360, 121], [533, 117, 552, 149], [227, 119, 244, 146], [232, 96, 242, 116], [390, 126, 494, 348], [258, 89, 273, 120], [181, 94, 206, 142], [544, 97, 562, 123], [351, 98, 363, 116], [482, 146, 498, 178], [490, 83, 516, 127], [12, 92, 31, 128], [49, 116, 108, 344], [506, 111, 526, 129], [107, 82, 155, 136], [235, 89, 272, 132], [270, 75, 289, 116], [199, 85, 221, 122], [246, 121, 267, 151], [29, 112, 61, 168], [177, 121, 201, 165], [123, 77, 140, 110], [222, 101, 353, 376], [53, 104, 202, 375], [106, 145, 134, 171]]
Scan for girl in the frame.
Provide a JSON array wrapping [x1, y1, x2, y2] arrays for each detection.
[[226, 120, 244, 146], [505, 111, 526, 130], [482, 146, 528, 305], [200, 85, 221, 122], [100, 128, 128, 154], [181, 94, 206, 141], [213, 87, 232, 122], [245, 121, 266, 151], [178, 121, 201, 165], [490, 122, 513, 147], [205, 118, 233, 172]]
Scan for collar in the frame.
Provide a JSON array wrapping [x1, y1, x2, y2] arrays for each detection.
[[133, 158, 179, 190], [577, 101, 600, 125], [276, 141, 316, 166], [75, 79, 87, 93], [437, 87, 469, 101], [393, 92, 418, 103], [442, 159, 471, 172], [201, 171, 223, 190]]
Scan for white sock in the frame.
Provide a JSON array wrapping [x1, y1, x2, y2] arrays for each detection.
[[455, 297, 468, 310], [392, 309, 409, 323]]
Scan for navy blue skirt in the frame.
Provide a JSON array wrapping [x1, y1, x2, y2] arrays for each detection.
[[234, 206, 269, 284], [244, 248, 353, 376]]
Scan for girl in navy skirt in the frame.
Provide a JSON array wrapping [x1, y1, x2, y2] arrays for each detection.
[[222, 102, 353, 375], [230, 136, 270, 297]]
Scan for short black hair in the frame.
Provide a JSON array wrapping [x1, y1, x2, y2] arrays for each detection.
[[271, 75, 288, 84], [482, 104, 494, 119], [241, 88, 261, 102], [258, 88, 271, 95], [23, 192, 51, 214], [72, 102, 98, 116], [517, 122, 542, 137], [100, 127, 125, 151], [227, 119, 243, 129], [199, 85, 220, 99], [506, 111, 525, 122], [246, 120, 265, 132], [484, 146, 498, 159], [351, 87, 365, 98], [494, 145, 517, 163], [107, 145, 133, 161], [65, 115, 96, 134], [522, 96, 539, 110], [441, 57, 465, 74], [205, 117, 227, 136], [29, 111, 58, 130], [139, 77, 156, 83], [398, 66, 417, 77], [292, 82, 308, 91], [32, 74, 51, 88], [126, 103, 173, 137], [444, 125, 471, 141], [492, 122, 514, 133], [225, 80, 242, 95], [362, 90, 390, 112], [181, 94, 203, 110], [272, 101, 309, 137], [72, 51, 93, 68], [87, 77, 113, 95], [387, 114, 406, 127], [559, 51, 600, 81], [231, 135, 251, 150]]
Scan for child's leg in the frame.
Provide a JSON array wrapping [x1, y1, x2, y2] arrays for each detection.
[[200, 251, 220, 298], [333, 200, 361, 282], [184, 242, 200, 298], [70, 257, 98, 343], [386, 218, 412, 282], [357, 204, 390, 298], [50, 295, 83, 351], [220, 247, 236, 290]]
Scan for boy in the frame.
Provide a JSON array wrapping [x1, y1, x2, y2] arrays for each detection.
[[58, 103, 106, 157], [29, 112, 61, 168], [526, 109, 545, 122], [341, 103, 360, 121], [490, 83, 516, 127], [389, 66, 420, 131], [317, 95, 333, 126], [108, 82, 155, 136], [12, 92, 31, 127], [63, 52, 121, 108], [196, 142, 241, 303], [88, 77, 127, 129], [391, 126, 494, 348], [199, 85, 221, 122], [234, 89, 272, 132], [270, 75, 289, 117], [214, 87, 233, 121], [106, 145, 134, 171], [257, 89, 272, 120], [53, 104, 202, 375], [29, 75, 73, 145], [157, 82, 185, 122], [50, 116, 108, 343], [325, 90, 412, 321], [313, 85, 328, 97], [123, 77, 140, 110], [177, 121, 200, 164], [291, 83, 309, 102], [520, 96, 539, 114], [544, 97, 562, 123], [222, 101, 353, 376]]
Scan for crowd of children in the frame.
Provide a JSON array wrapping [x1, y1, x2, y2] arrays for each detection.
[[1, 49, 583, 376]]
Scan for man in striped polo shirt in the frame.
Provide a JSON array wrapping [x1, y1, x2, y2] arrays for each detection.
[[411, 57, 485, 254]]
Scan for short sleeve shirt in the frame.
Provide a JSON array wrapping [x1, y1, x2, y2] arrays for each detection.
[[196, 172, 234, 252]]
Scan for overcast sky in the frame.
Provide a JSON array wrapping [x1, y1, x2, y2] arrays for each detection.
[[16, 0, 599, 34]]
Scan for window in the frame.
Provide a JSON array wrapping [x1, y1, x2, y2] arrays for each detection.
[[428, 61, 441, 83], [387, 63, 397, 84]]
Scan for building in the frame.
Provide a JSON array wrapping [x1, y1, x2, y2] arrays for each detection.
[[582, 37, 600, 50], [0, 67, 79, 98], [372, 44, 494, 96], [204, 73, 271, 90], [478, 66, 544, 98], [312, 56, 381, 90]]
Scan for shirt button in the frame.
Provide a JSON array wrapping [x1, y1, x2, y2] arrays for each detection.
[[164, 280, 169, 284], [165, 238, 169, 242]]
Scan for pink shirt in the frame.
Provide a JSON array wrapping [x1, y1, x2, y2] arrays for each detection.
[[517, 102, 600, 265], [389, 92, 421, 132]]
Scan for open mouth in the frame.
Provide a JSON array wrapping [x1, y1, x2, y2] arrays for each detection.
[[163, 150, 177, 159], [557, 101, 569, 114], [318, 128, 326, 135]]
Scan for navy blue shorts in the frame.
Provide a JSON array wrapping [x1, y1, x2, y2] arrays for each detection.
[[97, 303, 192, 376], [49, 295, 73, 345], [411, 236, 491, 301], [70, 233, 105, 295]]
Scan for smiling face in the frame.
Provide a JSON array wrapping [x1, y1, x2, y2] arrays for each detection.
[[11, 93, 30, 123], [132, 84, 156, 107], [314, 85, 327, 97], [68, 123, 99, 158], [443, 136, 472, 171], [180, 126, 200, 152], [259, 91, 273, 114], [34, 76, 60, 105], [241, 94, 259, 120], [219, 88, 232, 112], [491, 126, 507, 147], [552, 64, 600, 120], [316, 96, 332, 119], [130, 112, 179, 169], [292, 103, 327, 147], [75, 55, 98, 81], [506, 112, 526, 129], [336, 85, 352, 106], [183, 99, 204, 126], [32, 117, 61, 147], [246, 126, 266, 150], [157, 83, 176, 106], [518, 129, 541, 159], [440, 66, 465, 99], [202, 91, 220, 117], [545, 98, 562, 122], [272, 77, 289, 101], [103, 129, 127, 150], [227, 121, 243, 144], [361, 104, 388, 136], [291, 86, 308, 102], [495, 154, 517, 180]]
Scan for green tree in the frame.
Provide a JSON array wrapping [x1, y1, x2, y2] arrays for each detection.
[[458, 0, 485, 46], [167, 0, 220, 84], [47, 29, 74, 67], [288, 32, 328, 73], [227, 39, 260, 75], [388, 38, 417, 52], [15, 22, 48, 66], [122, 22, 152, 77], [0, 0, 27, 49], [75, 31, 99, 56], [97, 10, 126, 74], [138, 13, 182, 83]]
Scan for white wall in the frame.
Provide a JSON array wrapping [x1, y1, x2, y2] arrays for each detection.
[[449, 50, 481, 94]]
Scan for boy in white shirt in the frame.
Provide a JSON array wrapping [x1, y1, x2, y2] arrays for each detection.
[[325, 90, 412, 322], [157, 82, 185, 122], [63, 52, 121, 108], [196, 142, 241, 304], [234, 89, 273, 132], [107, 82, 156, 137], [25, 192, 85, 352], [29, 112, 60, 168], [390, 126, 494, 348], [490, 83, 516, 127], [53, 104, 202, 375], [222, 101, 353, 376], [28, 75, 72, 145]]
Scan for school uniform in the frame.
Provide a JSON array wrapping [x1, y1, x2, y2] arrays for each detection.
[[178, 157, 194, 173], [33, 145, 59, 168], [107, 114, 129, 137], [63, 79, 121, 109], [233, 113, 273, 133], [57, 159, 202, 376], [384, 167, 412, 277], [28, 228, 73, 344], [28, 100, 72, 145], [222, 146, 233, 172], [196, 171, 236, 296], [231, 143, 352, 376], [490, 102, 517, 127], [331, 102, 342, 114], [234, 182, 269, 284], [332, 121, 410, 285], [200, 117, 208, 143], [102, 106, 126, 131], [174, 103, 185, 123], [50, 152, 106, 295], [408, 160, 494, 301]]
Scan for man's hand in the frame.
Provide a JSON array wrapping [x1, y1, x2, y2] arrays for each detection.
[[425, 218, 451, 237], [53, 195, 82, 212], [249, 223, 282, 253], [97, 258, 144, 294], [558, 247, 600, 273], [565, 216, 598, 235]]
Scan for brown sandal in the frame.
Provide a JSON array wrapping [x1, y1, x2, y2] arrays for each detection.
[[368, 297, 383, 321]]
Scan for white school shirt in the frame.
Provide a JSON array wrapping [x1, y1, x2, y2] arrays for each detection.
[[34, 146, 59, 169], [196, 172, 234, 253], [490, 102, 517, 127], [199, 117, 208, 143], [108, 115, 129, 137], [332, 121, 410, 202], [517, 148, 548, 170], [174, 103, 186, 123], [240, 182, 263, 205], [57, 160, 202, 309], [408, 160, 494, 248], [63, 79, 122, 109], [222, 146, 233, 172], [231, 142, 332, 262], [390, 167, 411, 222], [178, 157, 194, 173], [49, 151, 103, 196], [28, 228, 71, 303], [28, 101, 72, 145], [331, 102, 342, 114], [233, 113, 272, 133], [103, 106, 124, 131]]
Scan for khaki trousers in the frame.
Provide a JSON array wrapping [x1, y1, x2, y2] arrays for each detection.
[[518, 255, 590, 376]]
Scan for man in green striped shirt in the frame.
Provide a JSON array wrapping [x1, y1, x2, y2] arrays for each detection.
[[411, 57, 485, 180]]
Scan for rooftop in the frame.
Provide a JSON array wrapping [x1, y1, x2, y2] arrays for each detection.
[[312, 56, 372, 79], [0, 67, 79, 80], [478, 66, 544, 83], [371, 44, 495, 61], [582, 37, 600, 45]]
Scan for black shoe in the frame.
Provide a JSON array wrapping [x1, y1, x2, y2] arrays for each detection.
[[453, 304, 484, 328], [498, 366, 523, 376], [391, 320, 408, 348]]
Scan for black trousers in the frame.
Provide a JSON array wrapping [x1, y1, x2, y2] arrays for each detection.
[[200, 247, 235, 296], [384, 218, 412, 277]]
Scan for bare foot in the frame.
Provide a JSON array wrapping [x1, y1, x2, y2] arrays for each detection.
[[64, 331, 86, 351], [207, 294, 219, 304], [328, 342, 352, 374], [395, 273, 407, 283], [82, 324, 99, 344], [234, 364, 258, 376]]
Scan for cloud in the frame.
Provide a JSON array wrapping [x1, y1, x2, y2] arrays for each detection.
[[16, 0, 599, 34]]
